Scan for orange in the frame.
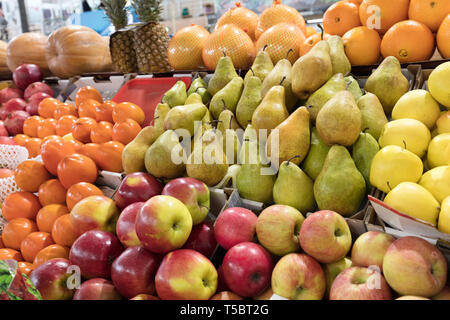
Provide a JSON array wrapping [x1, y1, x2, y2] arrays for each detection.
[[57, 153, 98, 189], [112, 119, 141, 145], [408, 0, 450, 32], [41, 137, 77, 176], [20, 232, 55, 263], [323, 1, 362, 36], [66, 182, 104, 211], [359, 0, 410, 34], [14, 160, 51, 193], [305, 26, 317, 37], [0, 248, 23, 261], [56, 115, 77, 136], [36, 204, 69, 233], [381, 20, 435, 63], [23, 116, 43, 137], [299, 33, 331, 56], [96, 100, 116, 123], [343, 26, 381, 65], [33, 244, 70, 266], [38, 97, 62, 119], [72, 117, 97, 143], [24, 137, 42, 158], [36, 118, 57, 138], [437, 14, 450, 58], [90, 121, 113, 144], [53, 103, 78, 120], [75, 86, 103, 108], [0, 168, 14, 178], [112, 102, 145, 124], [17, 261, 35, 276], [1, 218, 38, 250], [78, 99, 101, 119], [52, 214, 78, 247], [13, 134, 30, 146], [2, 192, 42, 221], [95, 141, 124, 173]]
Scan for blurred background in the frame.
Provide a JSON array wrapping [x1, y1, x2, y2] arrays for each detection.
[[0, 0, 338, 41]]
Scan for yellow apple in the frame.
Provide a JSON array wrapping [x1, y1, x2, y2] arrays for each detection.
[[438, 196, 450, 234], [437, 111, 450, 134], [419, 166, 450, 203], [427, 133, 450, 168], [428, 62, 450, 109]]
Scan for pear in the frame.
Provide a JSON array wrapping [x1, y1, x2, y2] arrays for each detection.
[[306, 73, 346, 120], [316, 90, 362, 147], [162, 81, 187, 107], [438, 197, 450, 234], [292, 40, 333, 100], [301, 127, 331, 181], [209, 77, 244, 119], [345, 76, 363, 101], [267, 106, 310, 167], [217, 110, 241, 164], [327, 35, 351, 76], [236, 75, 262, 128], [187, 77, 207, 96], [273, 160, 316, 214], [261, 53, 297, 112], [145, 130, 186, 179], [244, 46, 274, 84], [352, 132, 380, 188], [153, 103, 171, 131], [364, 56, 409, 114], [369, 145, 423, 194], [186, 129, 229, 186], [252, 85, 289, 133], [122, 126, 159, 174], [384, 182, 440, 226], [164, 103, 208, 136], [207, 55, 239, 96], [196, 87, 212, 105], [357, 93, 388, 141], [419, 166, 450, 203], [184, 92, 204, 105], [314, 146, 366, 216]]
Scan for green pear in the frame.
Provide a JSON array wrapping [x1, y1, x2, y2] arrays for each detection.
[[217, 110, 241, 164], [357, 92, 388, 141], [364, 56, 409, 115], [301, 127, 331, 181], [314, 146, 366, 216], [188, 77, 207, 96], [345, 76, 363, 101], [196, 87, 212, 105], [252, 85, 289, 133], [328, 35, 351, 76], [164, 103, 208, 136], [162, 81, 187, 107], [239, 124, 258, 165], [145, 130, 186, 179], [153, 103, 171, 132], [352, 132, 380, 188], [244, 47, 273, 84], [316, 90, 362, 146], [306, 73, 346, 120], [267, 106, 310, 167], [209, 77, 244, 119], [273, 160, 316, 214], [185, 92, 203, 105], [292, 40, 333, 100], [236, 75, 262, 128], [207, 55, 239, 96], [122, 126, 160, 174]]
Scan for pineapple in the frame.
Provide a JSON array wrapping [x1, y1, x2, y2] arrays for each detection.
[[102, 0, 138, 73], [131, 0, 171, 73]]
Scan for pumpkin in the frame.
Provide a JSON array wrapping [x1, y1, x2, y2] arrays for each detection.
[[0, 40, 9, 74], [46, 25, 113, 78], [6, 32, 50, 74]]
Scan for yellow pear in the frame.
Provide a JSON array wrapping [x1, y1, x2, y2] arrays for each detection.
[[438, 196, 450, 234], [436, 111, 450, 134], [427, 133, 450, 168], [378, 119, 431, 158], [384, 182, 441, 226], [419, 166, 450, 203], [370, 145, 423, 194]]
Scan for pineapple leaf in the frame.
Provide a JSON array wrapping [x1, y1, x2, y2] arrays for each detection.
[[102, 0, 129, 30], [131, 0, 163, 23]]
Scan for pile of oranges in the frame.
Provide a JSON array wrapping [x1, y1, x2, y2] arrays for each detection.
[[317, 0, 450, 65]]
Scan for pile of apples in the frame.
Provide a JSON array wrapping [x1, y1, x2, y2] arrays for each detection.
[[0, 64, 53, 141]]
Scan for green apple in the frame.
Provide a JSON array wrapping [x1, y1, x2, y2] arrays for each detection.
[[428, 61, 450, 109], [419, 166, 450, 203], [438, 196, 450, 234], [323, 257, 353, 295], [437, 111, 450, 134], [427, 133, 450, 168]]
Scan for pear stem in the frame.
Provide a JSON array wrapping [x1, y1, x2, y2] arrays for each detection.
[[287, 155, 302, 165], [362, 128, 370, 133], [222, 50, 227, 57], [317, 24, 324, 40], [151, 116, 159, 126], [387, 181, 392, 192], [229, 115, 234, 129], [222, 99, 227, 111], [279, 76, 286, 86], [263, 44, 268, 52], [402, 140, 407, 150], [250, 68, 255, 76], [286, 49, 294, 60]]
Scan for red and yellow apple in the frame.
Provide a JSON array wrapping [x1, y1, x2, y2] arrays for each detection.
[[214, 207, 257, 250], [73, 278, 122, 300], [433, 286, 450, 300], [210, 291, 243, 300], [351, 231, 395, 271], [130, 294, 160, 300], [116, 202, 144, 247], [324, 257, 353, 295], [114, 172, 163, 210]]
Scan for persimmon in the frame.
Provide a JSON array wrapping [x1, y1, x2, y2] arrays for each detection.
[[75, 86, 103, 108], [23, 116, 43, 137], [112, 102, 145, 124], [2, 192, 42, 221], [78, 143, 100, 162], [14, 160, 51, 193], [57, 153, 98, 189], [0, 237, 3, 248], [323, 1, 361, 36], [36, 204, 69, 233], [0, 248, 23, 261], [36, 118, 57, 138], [78, 99, 101, 119], [41, 137, 77, 176], [24, 137, 42, 158], [90, 121, 113, 144], [95, 141, 124, 173], [112, 119, 141, 145], [52, 214, 78, 247], [66, 182, 104, 211], [38, 97, 62, 119], [72, 117, 97, 143], [65, 138, 83, 152], [20, 232, 55, 263], [38, 179, 67, 207], [43, 135, 61, 143], [33, 244, 70, 266], [1, 218, 38, 250], [13, 134, 30, 146], [17, 261, 35, 277], [54, 103, 78, 120], [56, 115, 77, 136], [96, 100, 116, 122]]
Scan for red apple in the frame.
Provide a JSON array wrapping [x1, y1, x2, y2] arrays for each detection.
[[271, 253, 326, 300], [433, 287, 450, 300], [216, 265, 230, 292], [0, 120, 8, 136], [24, 82, 53, 100], [162, 177, 210, 225], [210, 291, 243, 300], [73, 278, 122, 300], [351, 231, 395, 271], [30, 258, 75, 300], [155, 249, 218, 300], [130, 294, 160, 300], [214, 207, 257, 250], [222, 242, 274, 298], [70, 195, 120, 236], [116, 202, 144, 247], [13, 64, 43, 90], [2, 98, 27, 118], [0, 136, 17, 145], [383, 236, 447, 297], [69, 230, 124, 279], [4, 110, 29, 136], [26, 92, 51, 116], [183, 221, 217, 258], [330, 267, 392, 300], [111, 246, 161, 299], [114, 172, 163, 210], [136, 195, 193, 254], [0, 87, 22, 105]]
